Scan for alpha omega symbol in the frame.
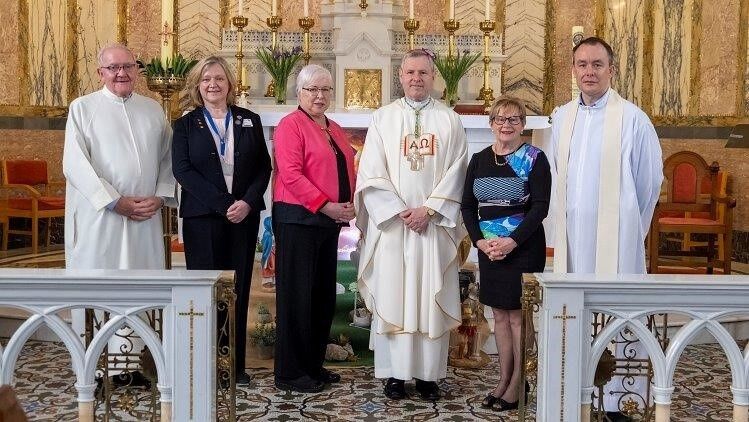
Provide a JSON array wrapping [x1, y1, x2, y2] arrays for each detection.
[[403, 134, 436, 171]]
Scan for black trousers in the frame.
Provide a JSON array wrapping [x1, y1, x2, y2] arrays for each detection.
[[182, 212, 260, 374], [274, 222, 340, 380]]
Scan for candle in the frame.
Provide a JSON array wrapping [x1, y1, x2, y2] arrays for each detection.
[[304, 0, 309, 17], [161, 0, 173, 64], [241, 66, 247, 86], [238, 0, 244, 15], [485, 0, 491, 20], [448, 0, 454, 20], [272, 0, 278, 15], [409, 0, 414, 19]]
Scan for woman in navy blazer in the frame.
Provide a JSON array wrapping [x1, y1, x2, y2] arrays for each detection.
[[172, 56, 271, 384]]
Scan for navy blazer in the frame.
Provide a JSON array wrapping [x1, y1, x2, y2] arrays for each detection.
[[172, 105, 272, 220]]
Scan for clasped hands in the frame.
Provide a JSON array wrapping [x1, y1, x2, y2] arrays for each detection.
[[477, 237, 518, 261], [400, 206, 431, 234], [321, 201, 355, 224], [114, 196, 163, 221]]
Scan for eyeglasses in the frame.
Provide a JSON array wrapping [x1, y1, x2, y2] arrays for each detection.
[[491, 115, 523, 125], [302, 87, 334, 95], [100, 63, 138, 73]]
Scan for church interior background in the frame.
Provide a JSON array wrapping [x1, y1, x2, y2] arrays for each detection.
[[1, 0, 748, 420]]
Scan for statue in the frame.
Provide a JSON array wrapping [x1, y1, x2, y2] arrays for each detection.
[[448, 270, 491, 368]]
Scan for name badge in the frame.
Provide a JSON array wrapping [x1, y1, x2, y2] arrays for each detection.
[[242, 119, 253, 127]]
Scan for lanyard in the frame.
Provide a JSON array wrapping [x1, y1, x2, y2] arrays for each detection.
[[202, 108, 232, 159]]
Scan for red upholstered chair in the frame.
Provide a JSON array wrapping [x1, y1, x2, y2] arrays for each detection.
[[1, 160, 65, 254], [648, 151, 736, 274]]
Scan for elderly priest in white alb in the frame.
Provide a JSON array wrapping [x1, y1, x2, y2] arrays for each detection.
[[355, 49, 467, 402], [551, 37, 663, 419], [63, 44, 175, 384]]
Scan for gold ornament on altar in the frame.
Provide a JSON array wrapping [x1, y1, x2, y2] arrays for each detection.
[[449, 276, 491, 368]]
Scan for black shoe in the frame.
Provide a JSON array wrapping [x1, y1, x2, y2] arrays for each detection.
[[275, 375, 324, 393], [318, 368, 341, 384], [383, 378, 406, 400], [606, 412, 634, 422], [493, 398, 519, 412], [415, 379, 441, 401], [236, 371, 253, 385], [110, 371, 151, 389], [480, 393, 500, 408]]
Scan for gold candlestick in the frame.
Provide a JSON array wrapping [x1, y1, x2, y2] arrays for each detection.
[[264, 15, 283, 97], [299, 17, 315, 66], [232, 15, 250, 96], [477, 20, 496, 109], [443, 19, 460, 60], [404, 19, 420, 50]]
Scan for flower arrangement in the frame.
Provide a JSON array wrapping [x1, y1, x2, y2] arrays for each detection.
[[256, 46, 303, 104], [433, 49, 481, 106], [139, 54, 197, 78], [249, 322, 276, 347]]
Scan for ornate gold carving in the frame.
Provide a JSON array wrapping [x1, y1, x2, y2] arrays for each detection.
[[554, 305, 576, 421], [688, 0, 702, 115], [216, 272, 237, 421], [542, 0, 556, 115], [737, 0, 749, 116], [66, 0, 80, 103], [344, 69, 382, 109], [116, 0, 128, 43], [641, 0, 655, 116], [621, 397, 641, 416], [179, 300, 205, 420], [518, 273, 541, 421]]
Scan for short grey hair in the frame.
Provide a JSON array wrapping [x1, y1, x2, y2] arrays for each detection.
[[295, 64, 333, 96], [97, 43, 135, 66], [400, 49, 435, 72]]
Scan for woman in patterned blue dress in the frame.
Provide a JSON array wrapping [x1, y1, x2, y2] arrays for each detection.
[[461, 97, 551, 412]]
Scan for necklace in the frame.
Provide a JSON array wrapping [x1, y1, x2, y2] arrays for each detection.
[[492, 145, 509, 167], [403, 97, 432, 138], [319, 125, 338, 155]]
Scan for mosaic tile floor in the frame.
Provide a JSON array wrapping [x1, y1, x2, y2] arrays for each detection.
[[7, 339, 738, 421]]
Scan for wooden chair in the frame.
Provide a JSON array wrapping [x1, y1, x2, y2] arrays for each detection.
[[648, 151, 736, 274], [1, 160, 65, 254]]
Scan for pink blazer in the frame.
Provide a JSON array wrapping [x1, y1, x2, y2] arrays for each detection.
[[273, 109, 356, 212]]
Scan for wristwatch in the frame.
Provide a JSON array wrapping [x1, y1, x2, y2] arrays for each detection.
[[425, 207, 436, 217]]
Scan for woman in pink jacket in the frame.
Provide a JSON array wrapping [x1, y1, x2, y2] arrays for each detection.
[[273, 64, 357, 393]]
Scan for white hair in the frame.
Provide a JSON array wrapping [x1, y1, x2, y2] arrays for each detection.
[[295, 64, 333, 96], [97, 43, 135, 65]]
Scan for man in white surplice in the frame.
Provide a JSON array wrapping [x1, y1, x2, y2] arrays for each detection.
[[355, 49, 467, 401], [551, 37, 663, 417], [63, 44, 175, 382]]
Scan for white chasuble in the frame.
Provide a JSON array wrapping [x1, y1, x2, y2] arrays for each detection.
[[551, 89, 663, 274], [355, 99, 467, 380], [64, 87, 175, 270]]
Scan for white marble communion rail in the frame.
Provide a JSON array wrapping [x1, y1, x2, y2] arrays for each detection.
[[0, 268, 222, 421], [535, 273, 749, 422]]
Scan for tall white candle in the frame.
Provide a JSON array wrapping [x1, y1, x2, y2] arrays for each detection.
[[161, 0, 173, 64], [448, 0, 454, 20], [238, 0, 243, 15], [272, 0, 278, 15], [409, 0, 414, 19], [304, 0, 309, 17], [485, 0, 491, 20]]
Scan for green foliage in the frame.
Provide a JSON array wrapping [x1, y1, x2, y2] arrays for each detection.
[[140, 54, 198, 78], [433, 50, 481, 104], [257, 303, 270, 315], [255, 46, 303, 84], [248, 323, 276, 347]]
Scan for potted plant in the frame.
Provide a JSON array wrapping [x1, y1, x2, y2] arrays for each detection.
[[255, 46, 303, 104], [433, 49, 481, 107], [257, 303, 272, 324], [248, 322, 276, 360]]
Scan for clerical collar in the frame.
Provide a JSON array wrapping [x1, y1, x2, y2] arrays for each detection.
[[578, 88, 611, 109], [403, 97, 432, 138], [403, 96, 432, 109], [101, 86, 133, 102]]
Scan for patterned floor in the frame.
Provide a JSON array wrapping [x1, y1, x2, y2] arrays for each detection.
[[8, 339, 738, 421]]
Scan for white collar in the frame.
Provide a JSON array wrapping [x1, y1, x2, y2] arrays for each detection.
[[101, 86, 133, 103]]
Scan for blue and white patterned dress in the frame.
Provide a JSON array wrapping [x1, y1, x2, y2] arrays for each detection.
[[460, 143, 551, 309]]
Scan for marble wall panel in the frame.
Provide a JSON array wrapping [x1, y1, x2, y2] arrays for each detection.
[[127, 0, 162, 100], [0, 1, 20, 105], [76, 0, 120, 97], [660, 139, 749, 231], [551, 0, 595, 108], [179, 0, 223, 58], [28, 0, 68, 107], [652, 0, 693, 116], [231, 0, 272, 32], [501, 0, 545, 113], [0, 130, 65, 180], [698, 0, 740, 115], [605, 0, 645, 104], [746, 21, 749, 115], [454, 0, 490, 36]]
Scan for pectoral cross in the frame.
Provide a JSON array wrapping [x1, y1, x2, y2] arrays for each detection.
[[553, 305, 576, 421], [179, 300, 204, 419]]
